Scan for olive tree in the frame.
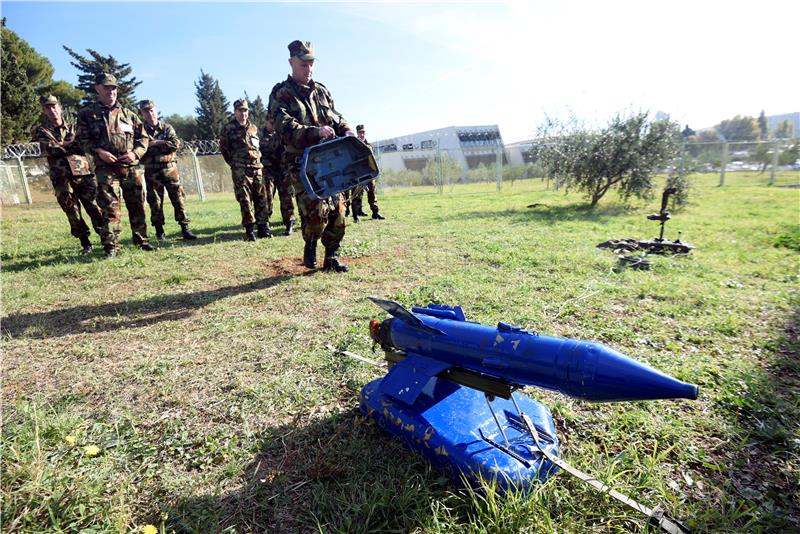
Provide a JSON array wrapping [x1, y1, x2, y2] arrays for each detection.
[[535, 112, 687, 206]]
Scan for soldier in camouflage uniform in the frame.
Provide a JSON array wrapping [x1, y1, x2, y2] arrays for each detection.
[[270, 40, 353, 272], [76, 73, 154, 258], [219, 99, 270, 241], [260, 113, 295, 236], [350, 124, 385, 222], [34, 94, 105, 254], [138, 100, 197, 241]]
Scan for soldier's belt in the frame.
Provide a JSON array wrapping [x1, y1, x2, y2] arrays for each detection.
[[143, 161, 176, 170]]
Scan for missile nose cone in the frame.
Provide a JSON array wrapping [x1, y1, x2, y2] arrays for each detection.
[[579, 342, 700, 402]]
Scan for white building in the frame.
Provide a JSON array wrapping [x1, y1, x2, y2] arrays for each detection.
[[374, 125, 506, 173], [766, 112, 800, 139]]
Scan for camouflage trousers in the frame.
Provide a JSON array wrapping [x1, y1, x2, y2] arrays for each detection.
[[145, 163, 189, 226], [96, 165, 150, 252], [231, 167, 269, 226], [50, 173, 105, 239], [290, 168, 345, 250], [272, 171, 295, 224], [351, 180, 378, 215]]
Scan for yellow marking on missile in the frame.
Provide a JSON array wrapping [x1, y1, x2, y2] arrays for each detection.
[[434, 446, 448, 456], [494, 334, 504, 346], [403, 424, 415, 432], [511, 340, 520, 350]]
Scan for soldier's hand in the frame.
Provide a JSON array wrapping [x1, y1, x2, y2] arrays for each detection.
[[319, 126, 336, 140], [117, 151, 136, 164], [96, 149, 118, 164]]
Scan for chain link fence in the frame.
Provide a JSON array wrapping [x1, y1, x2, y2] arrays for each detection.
[[2, 139, 798, 206]]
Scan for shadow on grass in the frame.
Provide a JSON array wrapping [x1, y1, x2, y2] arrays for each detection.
[[709, 306, 800, 530], [1, 274, 294, 339], [0, 247, 102, 273], [437, 202, 633, 226], [165, 407, 448, 534], [1, 221, 296, 271]]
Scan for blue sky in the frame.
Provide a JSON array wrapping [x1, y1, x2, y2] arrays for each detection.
[[3, 0, 798, 142]]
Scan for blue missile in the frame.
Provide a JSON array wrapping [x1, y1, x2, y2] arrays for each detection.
[[368, 298, 698, 403]]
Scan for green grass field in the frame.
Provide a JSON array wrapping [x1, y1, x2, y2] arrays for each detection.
[[2, 173, 799, 533]]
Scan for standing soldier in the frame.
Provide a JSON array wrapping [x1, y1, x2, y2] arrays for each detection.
[[350, 124, 385, 222], [259, 114, 295, 236], [270, 40, 353, 272], [34, 94, 105, 254], [138, 100, 197, 241], [219, 99, 270, 241], [76, 73, 155, 258]]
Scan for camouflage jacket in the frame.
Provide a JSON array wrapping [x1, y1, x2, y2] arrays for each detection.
[[269, 76, 350, 154], [141, 121, 180, 166], [76, 101, 149, 169], [259, 127, 284, 175], [34, 120, 93, 179], [219, 119, 262, 169]]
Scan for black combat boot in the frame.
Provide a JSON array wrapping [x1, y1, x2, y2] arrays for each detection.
[[303, 239, 318, 269], [283, 219, 293, 236], [79, 234, 93, 254], [180, 223, 197, 240], [244, 224, 256, 241], [322, 248, 348, 272], [154, 224, 167, 241], [140, 242, 157, 251], [257, 222, 272, 238], [357, 207, 368, 217], [371, 209, 385, 220]]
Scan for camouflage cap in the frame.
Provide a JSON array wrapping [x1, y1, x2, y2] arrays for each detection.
[[233, 99, 249, 110], [356, 124, 365, 132], [40, 94, 60, 106], [288, 40, 315, 60], [95, 72, 118, 86], [138, 99, 156, 110]]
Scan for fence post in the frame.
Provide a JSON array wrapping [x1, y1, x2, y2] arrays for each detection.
[[188, 147, 206, 201], [495, 145, 502, 191], [374, 144, 384, 195], [15, 156, 32, 204], [436, 145, 443, 194], [719, 142, 728, 187], [768, 141, 778, 186]]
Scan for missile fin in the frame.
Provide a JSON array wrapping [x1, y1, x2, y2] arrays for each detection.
[[368, 297, 445, 335], [381, 353, 452, 405]]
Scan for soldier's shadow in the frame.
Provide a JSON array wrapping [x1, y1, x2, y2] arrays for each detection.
[[435, 203, 632, 226], [2, 274, 292, 339], [1, 221, 295, 271], [164, 406, 450, 534]]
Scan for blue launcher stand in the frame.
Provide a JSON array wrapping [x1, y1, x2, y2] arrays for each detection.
[[360, 375, 560, 492]]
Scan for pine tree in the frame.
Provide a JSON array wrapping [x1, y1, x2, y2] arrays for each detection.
[[1, 20, 44, 144], [63, 46, 141, 109], [195, 70, 229, 139], [757, 110, 768, 141], [250, 94, 267, 129], [1, 42, 39, 144]]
